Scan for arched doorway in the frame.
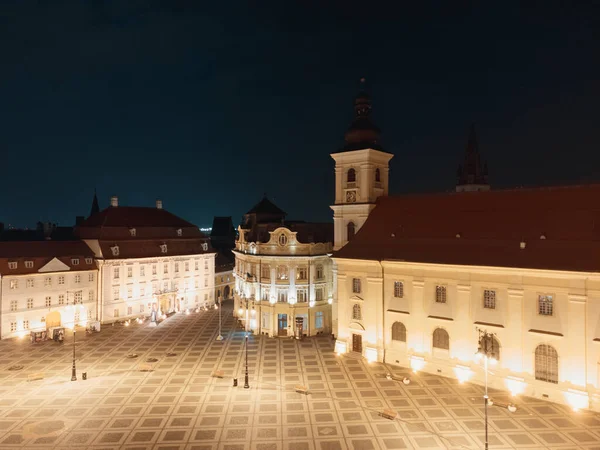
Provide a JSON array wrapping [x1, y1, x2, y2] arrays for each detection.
[[46, 311, 61, 329], [224, 285, 230, 300]]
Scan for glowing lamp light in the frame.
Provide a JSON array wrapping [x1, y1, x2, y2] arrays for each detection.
[[289, 297, 296, 305], [334, 340, 347, 355], [454, 364, 473, 384], [327, 298, 333, 305], [365, 347, 377, 363], [309, 301, 316, 308], [214, 304, 218, 310], [505, 376, 526, 397], [269, 297, 277, 305], [410, 355, 425, 373], [489, 357, 497, 365], [125, 321, 130, 327], [238, 308, 243, 316], [566, 389, 589, 412], [507, 404, 517, 413], [251, 308, 256, 316], [250, 319, 257, 329]]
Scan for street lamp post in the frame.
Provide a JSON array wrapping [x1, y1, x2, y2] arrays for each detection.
[[216, 295, 223, 341], [476, 328, 496, 450], [243, 295, 250, 389], [71, 326, 77, 381]]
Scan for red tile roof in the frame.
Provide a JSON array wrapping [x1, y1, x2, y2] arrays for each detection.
[[334, 184, 600, 272], [78, 206, 202, 232], [0, 241, 95, 275]]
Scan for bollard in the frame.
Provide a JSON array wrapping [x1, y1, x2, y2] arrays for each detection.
[[233, 378, 238, 387], [82, 372, 87, 380]]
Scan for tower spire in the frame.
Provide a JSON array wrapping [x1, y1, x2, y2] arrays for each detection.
[[342, 78, 382, 151], [456, 124, 490, 192], [90, 189, 100, 217]]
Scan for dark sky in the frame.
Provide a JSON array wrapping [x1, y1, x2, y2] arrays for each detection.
[[1, 1, 599, 229]]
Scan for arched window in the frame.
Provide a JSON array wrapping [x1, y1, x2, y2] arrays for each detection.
[[535, 344, 559, 384], [278, 234, 287, 245], [352, 304, 362, 320], [391, 322, 406, 342], [276, 266, 289, 280], [432, 328, 449, 350], [347, 222, 356, 241], [347, 168, 356, 183], [375, 168, 381, 182]]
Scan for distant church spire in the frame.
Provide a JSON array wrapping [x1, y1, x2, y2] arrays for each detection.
[[456, 124, 490, 192], [341, 78, 382, 152], [90, 189, 100, 217]]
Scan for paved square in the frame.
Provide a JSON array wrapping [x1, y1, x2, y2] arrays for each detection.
[[0, 302, 599, 449]]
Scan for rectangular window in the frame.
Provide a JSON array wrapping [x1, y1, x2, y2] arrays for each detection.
[[72, 258, 79, 265], [27, 278, 34, 288], [195, 260, 199, 271], [74, 274, 80, 284], [74, 291, 82, 304], [114, 309, 119, 318], [278, 290, 287, 303], [262, 312, 269, 328], [127, 267, 133, 278], [89, 272, 94, 282], [164, 264, 168, 274], [315, 288, 323, 301], [261, 265, 270, 279], [174, 262, 179, 273], [140, 285, 145, 297], [316, 265, 324, 280], [85, 257, 93, 265], [297, 267, 307, 280], [27, 298, 34, 309], [352, 278, 361, 294], [89, 290, 94, 302], [10, 300, 17, 312], [297, 289, 307, 303], [262, 287, 270, 301], [25, 261, 33, 269], [45, 277, 52, 287], [58, 295, 64, 306], [58, 275, 65, 285], [8, 262, 17, 269], [10, 279, 18, 289], [113, 288, 119, 301], [74, 311, 80, 323], [10, 322, 17, 332], [127, 287, 132, 298], [195, 279, 199, 289], [127, 306, 132, 315], [185, 261, 189, 272], [538, 294, 553, 316], [205, 260, 208, 271], [394, 281, 404, 298], [140, 265, 145, 276], [204, 277, 208, 287], [45, 296, 51, 307], [23, 320, 29, 330], [435, 285, 447, 304], [204, 293, 208, 302], [483, 290, 496, 309], [113, 267, 119, 279], [315, 311, 324, 329], [152, 264, 157, 275], [87, 310, 92, 320], [140, 304, 144, 313]]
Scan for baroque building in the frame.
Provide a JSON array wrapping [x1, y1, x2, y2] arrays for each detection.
[[331, 85, 600, 412], [77, 196, 215, 322], [233, 196, 333, 337]]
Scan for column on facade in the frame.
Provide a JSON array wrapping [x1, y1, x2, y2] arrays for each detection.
[[360, 162, 374, 202], [506, 288, 524, 373], [567, 294, 587, 388], [366, 275, 383, 362], [410, 280, 426, 354], [454, 284, 472, 362]]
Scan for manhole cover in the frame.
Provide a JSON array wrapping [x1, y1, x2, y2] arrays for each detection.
[[8, 365, 24, 371], [126, 354, 138, 359], [166, 352, 176, 357], [146, 358, 158, 363]]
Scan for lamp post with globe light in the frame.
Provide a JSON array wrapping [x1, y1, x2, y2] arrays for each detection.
[[476, 328, 497, 450]]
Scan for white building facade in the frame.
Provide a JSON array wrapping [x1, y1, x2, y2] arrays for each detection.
[[0, 241, 98, 339]]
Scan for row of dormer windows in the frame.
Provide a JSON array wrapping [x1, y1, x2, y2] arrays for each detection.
[[8, 258, 93, 269]]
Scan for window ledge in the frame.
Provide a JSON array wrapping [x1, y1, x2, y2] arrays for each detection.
[[387, 309, 409, 315], [428, 315, 453, 321], [474, 321, 504, 328], [528, 329, 563, 337]]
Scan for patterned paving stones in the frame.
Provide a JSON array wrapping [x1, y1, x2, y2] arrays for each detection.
[[0, 303, 599, 449]]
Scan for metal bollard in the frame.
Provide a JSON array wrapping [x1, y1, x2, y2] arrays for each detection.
[[82, 372, 87, 380], [233, 378, 238, 387]]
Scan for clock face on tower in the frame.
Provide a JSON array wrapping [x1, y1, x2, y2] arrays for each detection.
[[346, 190, 357, 203]]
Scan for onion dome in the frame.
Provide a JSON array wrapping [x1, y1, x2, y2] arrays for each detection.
[[342, 78, 383, 151]]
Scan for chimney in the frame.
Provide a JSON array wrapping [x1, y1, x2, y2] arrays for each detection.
[[110, 196, 118, 207], [156, 199, 163, 209]]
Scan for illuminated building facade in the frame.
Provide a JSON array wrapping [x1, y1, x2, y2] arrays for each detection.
[[0, 241, 98, 339], [78, 196, 215, 322], [331, 86, 600, 411], [233, 196, 334, 337]]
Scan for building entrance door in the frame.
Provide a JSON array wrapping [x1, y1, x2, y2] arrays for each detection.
[[352, 334, 363, 353], [278, 314, 288, 336]]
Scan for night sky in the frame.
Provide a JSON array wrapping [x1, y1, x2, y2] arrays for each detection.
[[1, 2, 599, 229]]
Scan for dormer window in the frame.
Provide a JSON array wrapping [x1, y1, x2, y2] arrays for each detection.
[[375, 168, 381, 182], [202, 243, 208, 251], [160, 244, 168, 254], [111, 245, 120, 256], [8, 262, 17, 270], [85, 257, 92, 264], [129, 228, 136, 237], [72, 258, 80, 265], [278, 234, 287, 245], [25, 261, 34, 269], [176, 228, 182, 237]]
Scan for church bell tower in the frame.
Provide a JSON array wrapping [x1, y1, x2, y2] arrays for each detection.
[[331, 80, 394, 251]]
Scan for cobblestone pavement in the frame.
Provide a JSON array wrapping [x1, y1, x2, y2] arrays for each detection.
[[1, 302, 600, 450]]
